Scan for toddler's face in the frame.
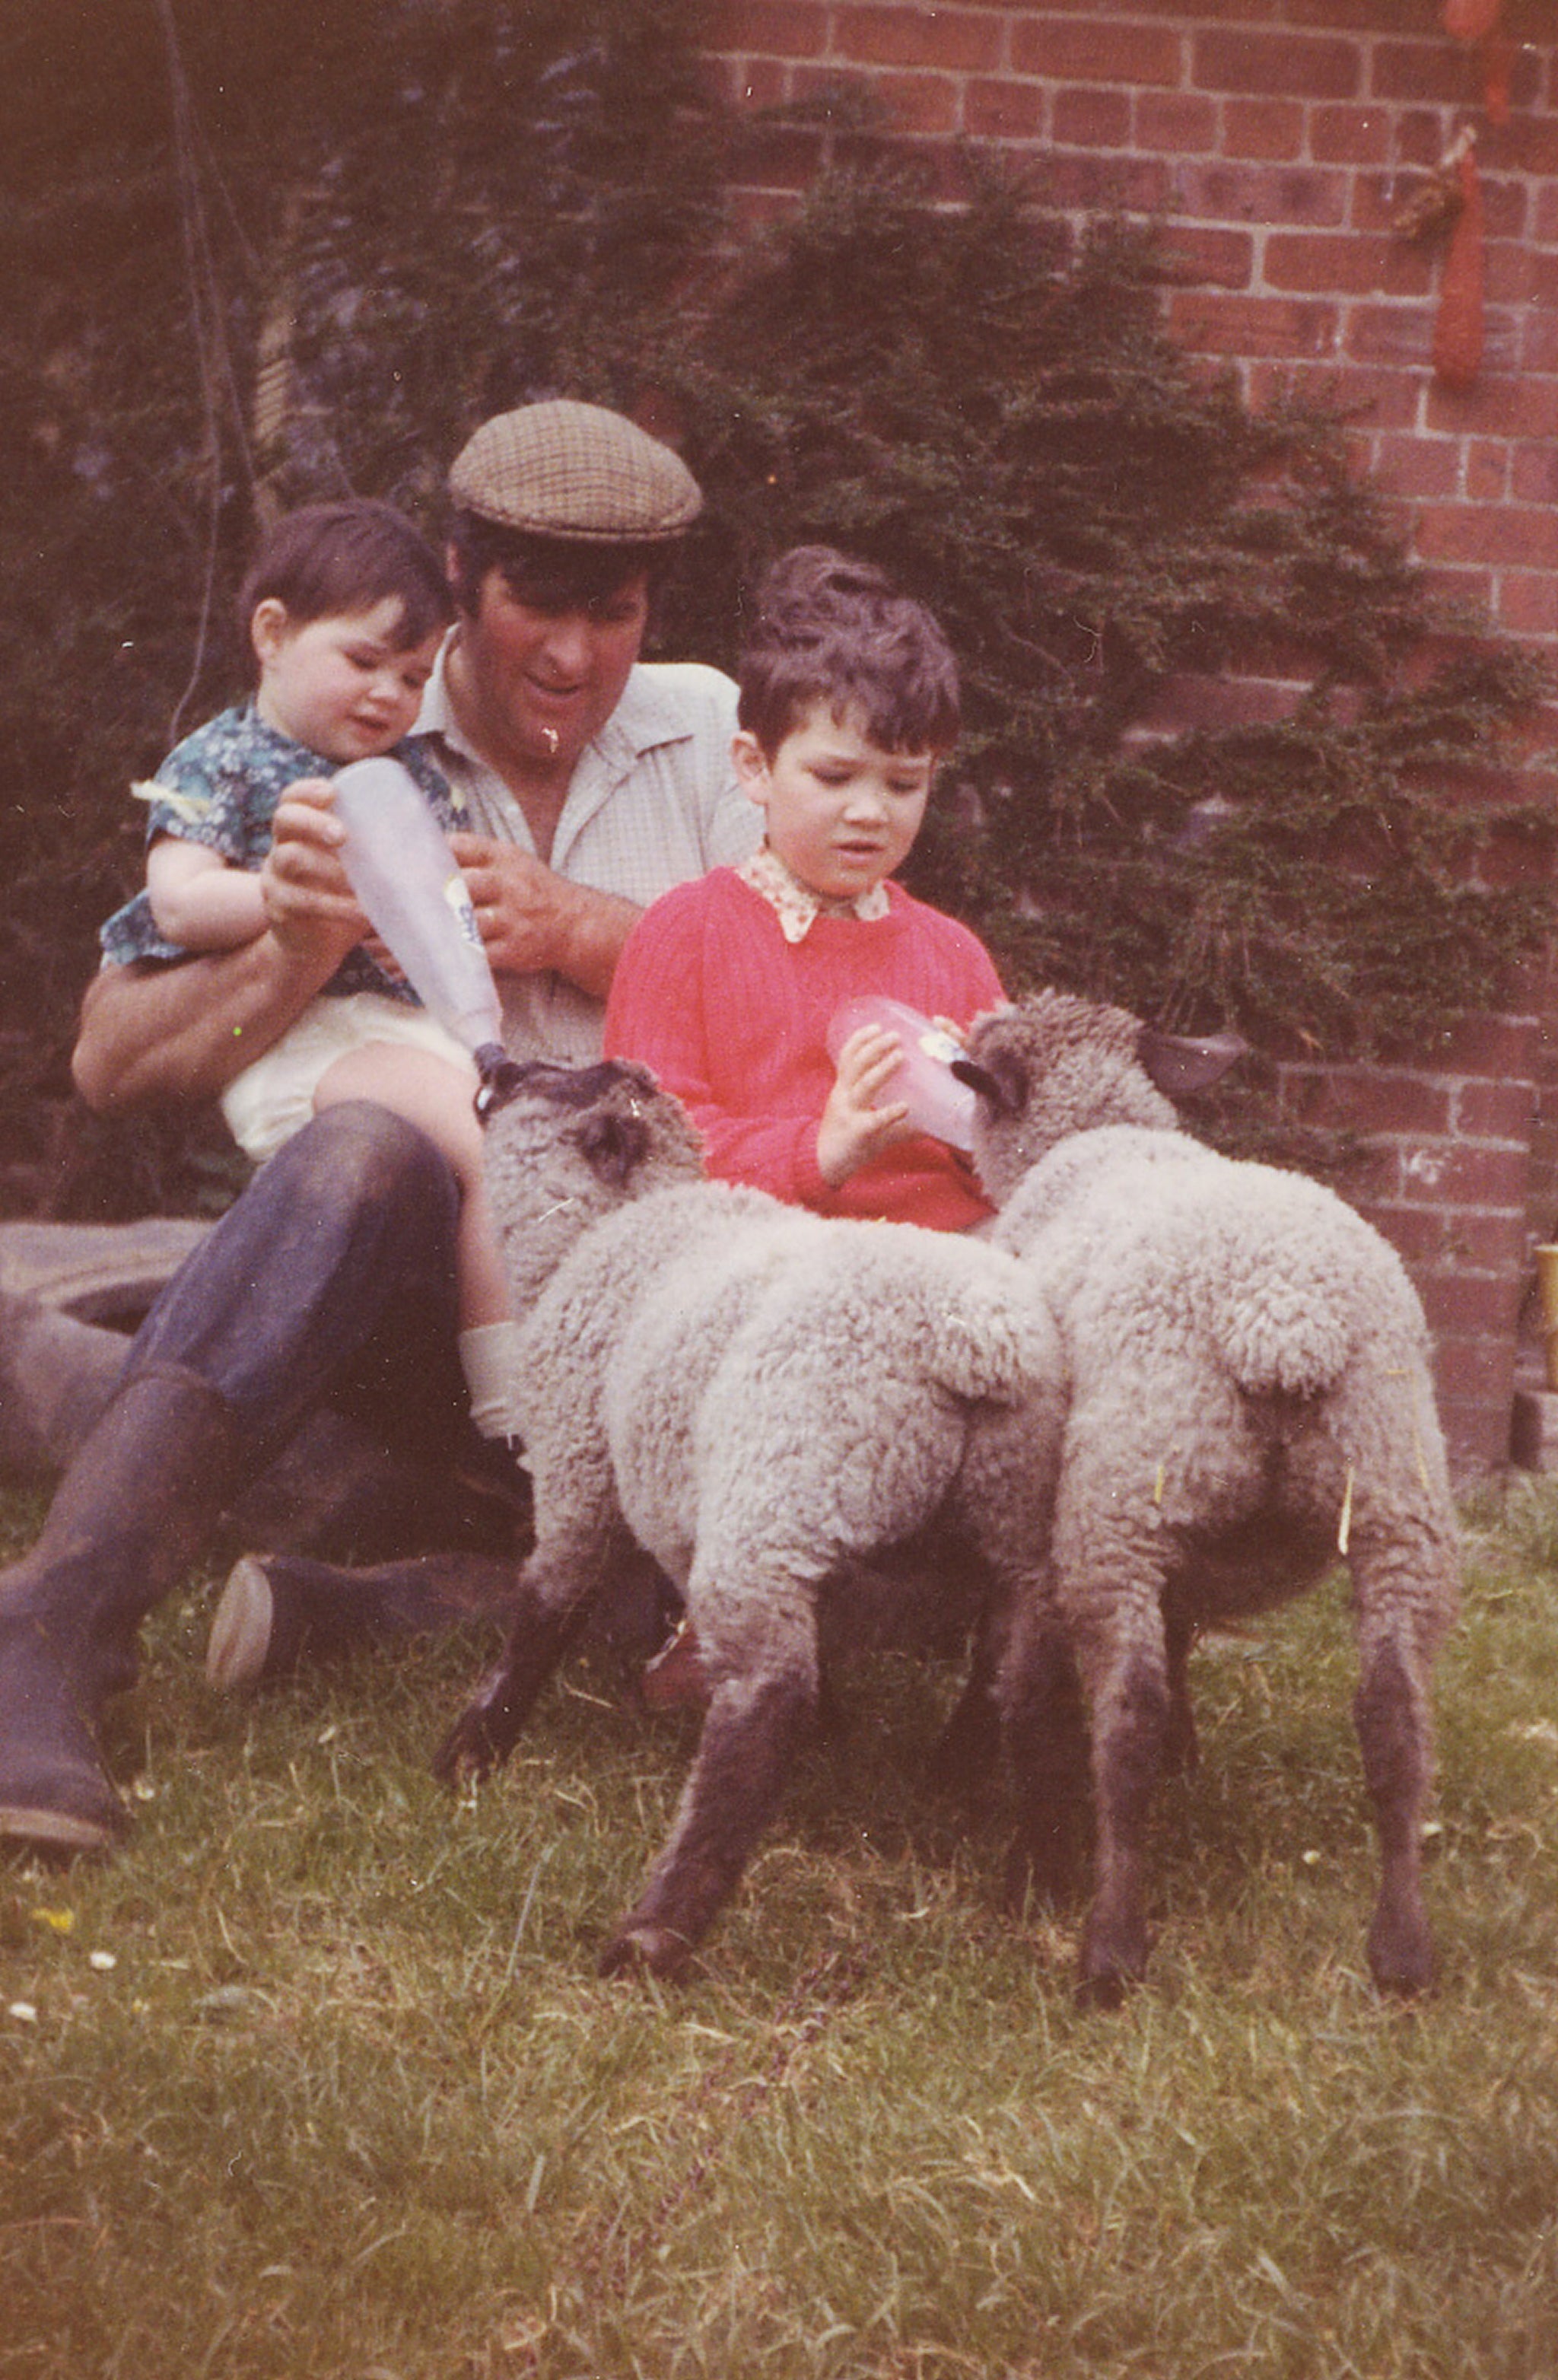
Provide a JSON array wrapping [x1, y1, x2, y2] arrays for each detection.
[[253, 597, 443, 763], [734, 702, 934, 903]]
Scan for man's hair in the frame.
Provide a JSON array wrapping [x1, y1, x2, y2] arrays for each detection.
[[736, 546, 961, 758], [447, 513, 669, 618], [237, 500, 454, 664]]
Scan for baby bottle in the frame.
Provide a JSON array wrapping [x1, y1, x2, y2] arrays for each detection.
[[825, 994, 978, 1152], [330, 757, 506, 1078]]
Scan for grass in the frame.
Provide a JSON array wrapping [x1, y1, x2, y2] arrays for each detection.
[[3, 1478, 1558, 2378]]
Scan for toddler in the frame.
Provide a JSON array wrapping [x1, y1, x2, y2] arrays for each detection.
[[603, 544, 1005, 1232], [100, 499, 520, 1454]]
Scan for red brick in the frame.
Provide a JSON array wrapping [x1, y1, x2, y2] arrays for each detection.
[[1417, 503, 1558, 571], [834, 5, 1005, 74], [847, 68, 962, 135], [1370, 433, 1459, 500], [1457, 1080, 1541, 1141], [1010, 17, 1182, 88], [1425, 377, 1558, 440], [1263, 231, 1430, 299], [1168, 291, 1341, 362], [1222, 98, 1304, 163], [1499, 575, 1558, 638], [1053, 84, 1132, 148], [1310, 103, 1393, 166], [704, 0, 829, 58], [1192, 30, 1361, 103], [1419, 1271, 1525, 1337], [1464, 441, 1509, 502], [1134, 90, 1218, 154], [1043, 151, 1172, 214], [1371, 40, 1477, 107], [1283, 1068, 1454, 1138], [1172, 161, 1348, 228], [1161, 225, 1254, 291], [964, 75, 1045, 140], [721, 56, 790, 106]]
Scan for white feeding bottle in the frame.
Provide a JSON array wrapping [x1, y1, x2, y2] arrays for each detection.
[[825, 994, 978, 1152], [330, 757, 507, 1080]]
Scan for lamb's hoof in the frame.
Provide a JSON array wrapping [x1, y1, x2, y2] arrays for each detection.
[[1367, 1917, 1435, 2000], [1003, 1838, 1082, 1917], [599, 1922, 694, 1981], [1073, 1964, 1135, 2013]]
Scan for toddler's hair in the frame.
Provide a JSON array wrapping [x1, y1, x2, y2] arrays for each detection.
[[237, 500, 454, 667], [736, 546, 960, 758]]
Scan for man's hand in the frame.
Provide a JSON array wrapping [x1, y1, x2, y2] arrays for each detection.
[[816, 1023, 913, 1187], [448, 832, 638, 999]]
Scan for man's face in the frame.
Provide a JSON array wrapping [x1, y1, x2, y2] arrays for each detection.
[[460, 565, 650, 770]]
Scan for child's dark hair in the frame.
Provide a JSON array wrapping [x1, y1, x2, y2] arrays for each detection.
[[447, 512, 669, 617], [237, 500, 453, 665], [736, 546, 960, 758]]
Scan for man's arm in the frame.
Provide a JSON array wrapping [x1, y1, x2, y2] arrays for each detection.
[[72, 781, 365, 1113]]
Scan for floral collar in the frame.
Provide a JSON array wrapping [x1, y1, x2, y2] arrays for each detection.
[[736, 844, 891, 945]]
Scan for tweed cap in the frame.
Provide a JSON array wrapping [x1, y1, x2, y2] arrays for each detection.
[[448, 401, 702, 543]]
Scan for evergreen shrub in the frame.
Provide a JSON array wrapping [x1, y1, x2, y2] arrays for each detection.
[[0, 8, 1550, 1212]]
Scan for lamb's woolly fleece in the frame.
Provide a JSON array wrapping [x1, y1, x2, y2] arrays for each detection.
[[959, 991, 1462, 2001], [450, 1057, 1066, 1974]]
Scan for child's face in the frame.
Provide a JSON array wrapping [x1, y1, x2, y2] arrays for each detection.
[[733, 702, 935, 903], [251, 597, 444, 763]]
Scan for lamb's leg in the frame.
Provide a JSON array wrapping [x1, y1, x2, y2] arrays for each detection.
[[1079, 1634, 1171, 2006], [997, 1583, 1092, 1911], [1163, 1603, 1199, 1777], [432, 1506, 627, 1784], [1350, 1529, 1456, 1996], [601, 1663, 816, 1980]]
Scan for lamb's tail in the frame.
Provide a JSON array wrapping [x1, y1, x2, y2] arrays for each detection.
[[916, 1272, 1055, 1408], [1205, 1201, 1363, 1400]]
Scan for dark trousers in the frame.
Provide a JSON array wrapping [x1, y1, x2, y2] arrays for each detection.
[[126, 1101, 472, 1538]]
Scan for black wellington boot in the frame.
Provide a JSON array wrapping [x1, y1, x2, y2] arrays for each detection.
[[0, 1363, 242, 1854]]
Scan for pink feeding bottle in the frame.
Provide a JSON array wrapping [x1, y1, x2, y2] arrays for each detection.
[[825, 995, 978, 1152]]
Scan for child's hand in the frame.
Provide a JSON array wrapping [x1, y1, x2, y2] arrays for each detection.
[[816, 1023, 913, 1186]]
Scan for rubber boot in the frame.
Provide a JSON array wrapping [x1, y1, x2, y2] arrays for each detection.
[[0, 1363, 242, 1854], [206, 1549, 523, 1693]]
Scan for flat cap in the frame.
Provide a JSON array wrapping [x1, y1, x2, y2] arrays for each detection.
[[448, 400, 702, 543]]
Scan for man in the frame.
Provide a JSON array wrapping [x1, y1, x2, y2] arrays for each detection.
[[0, 401, 758, 1857]]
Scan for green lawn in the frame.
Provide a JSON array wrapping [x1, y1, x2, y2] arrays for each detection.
[[3, 1479, 1556, 2379]]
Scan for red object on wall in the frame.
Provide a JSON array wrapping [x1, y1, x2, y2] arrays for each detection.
[[1442, 0, 1503, 40], [1432, 146, 1484, 390]]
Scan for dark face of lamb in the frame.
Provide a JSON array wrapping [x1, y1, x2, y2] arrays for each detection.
[[479, 1058, 705, 1261], [954, 991, 1218, 1205]]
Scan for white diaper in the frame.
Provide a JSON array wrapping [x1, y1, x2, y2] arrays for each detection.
[[219, 992, 479, 1162]]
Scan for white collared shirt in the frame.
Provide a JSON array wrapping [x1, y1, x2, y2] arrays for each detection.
[[413, 644, 756, 1063]]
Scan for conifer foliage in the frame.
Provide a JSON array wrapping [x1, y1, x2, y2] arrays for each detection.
[[0, 3, 1549, 1211]]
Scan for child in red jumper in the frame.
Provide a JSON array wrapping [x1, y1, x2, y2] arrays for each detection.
[[603, 547, 1006, 1707], [603, 546, 1004, 1231]]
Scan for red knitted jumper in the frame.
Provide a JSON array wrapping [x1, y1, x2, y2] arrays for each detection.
[[603, 866, 1004, 1230]]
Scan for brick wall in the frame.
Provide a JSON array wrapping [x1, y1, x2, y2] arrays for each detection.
[[698, 0, 1558, 1475]]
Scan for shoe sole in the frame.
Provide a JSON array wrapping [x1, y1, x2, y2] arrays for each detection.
[[205, 1555, 275, 1694], [0, 1800, 122, 1853]]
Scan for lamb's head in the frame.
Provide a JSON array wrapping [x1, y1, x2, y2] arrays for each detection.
[[479, 1058, 705, 1298], [954, 991, 1241, 1204]]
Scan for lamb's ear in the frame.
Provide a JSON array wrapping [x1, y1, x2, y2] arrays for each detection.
[[574, 1109, 651, 1188], [951, 1048, 1027, 1117], [1136, 1026, 1247, 1096]]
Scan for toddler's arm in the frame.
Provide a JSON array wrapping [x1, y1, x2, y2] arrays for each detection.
[[147, 838, 267, 952]]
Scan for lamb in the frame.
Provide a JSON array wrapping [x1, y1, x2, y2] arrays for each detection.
[[434, 1056, 1066, 1979], [952, 990, 1463, 2006]]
